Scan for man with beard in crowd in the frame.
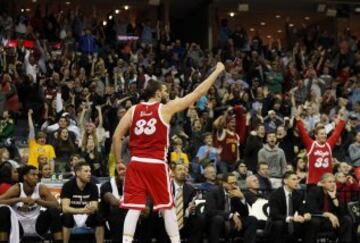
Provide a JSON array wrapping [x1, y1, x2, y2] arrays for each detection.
[[61, 161, 104, 243]]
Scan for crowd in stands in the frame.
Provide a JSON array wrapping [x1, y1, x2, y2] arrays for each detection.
[[0, 3, 359, 243]]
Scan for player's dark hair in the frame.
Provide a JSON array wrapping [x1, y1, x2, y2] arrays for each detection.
[[144, 79, 163, 100], [18, 165, 37, 182], [74, 161, 90, 172]]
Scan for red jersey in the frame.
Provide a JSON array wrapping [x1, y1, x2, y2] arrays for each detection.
[[216, 129, 240, 164], [129, 102, 169, 161], [233, 105, 247, 145], [296, 120, 345, 184]]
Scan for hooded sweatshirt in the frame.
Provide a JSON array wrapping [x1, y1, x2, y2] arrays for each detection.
[[258, 144, 287, 178]]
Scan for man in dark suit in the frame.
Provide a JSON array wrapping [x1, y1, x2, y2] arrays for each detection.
[[256, 161, 272, 198], [205, 172, 257, 243], [269, 171, 315, 243], [244, 175, 264, 206], [306, 173, 352, 243], [159, 163, 205, 243]]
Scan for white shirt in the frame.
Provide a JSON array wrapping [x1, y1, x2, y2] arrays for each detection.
[[284, 186, 293, 223], [174, 181, 182, 201]]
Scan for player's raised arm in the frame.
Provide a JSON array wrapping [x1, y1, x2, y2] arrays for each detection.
[[162, 62, 225, 117], [112, 106, 134, 164]]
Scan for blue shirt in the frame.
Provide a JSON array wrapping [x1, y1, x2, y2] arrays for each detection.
[[196, 145, 218, 163], [196, 96, 207, 111]]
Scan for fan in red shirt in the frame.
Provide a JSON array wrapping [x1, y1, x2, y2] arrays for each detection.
[[295, 106, 345, 185], [213, 110, 240, 173]]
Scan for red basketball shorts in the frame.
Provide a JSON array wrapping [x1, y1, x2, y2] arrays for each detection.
[[120, 156, 174, 211]]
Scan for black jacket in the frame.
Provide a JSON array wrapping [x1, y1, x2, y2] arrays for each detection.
[[269, 187, 306, 221], [244, 134, 263, 172], [172, 182, 197, 217], [244, 190, 263, 206], [205, 185, 249, 219], [306, 186, 343, 216]]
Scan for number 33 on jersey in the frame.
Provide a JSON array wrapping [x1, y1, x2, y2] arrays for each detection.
[[134, 118, 157, 135], [307, 142, 332, 184], [129, 102, 169, 161]]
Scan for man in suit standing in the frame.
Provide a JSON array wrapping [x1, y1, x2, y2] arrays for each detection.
[[159, 163, 205, 243], [306, 173, 352, 243], [269, 171, 315, 243], [205, 173, 257, 243]]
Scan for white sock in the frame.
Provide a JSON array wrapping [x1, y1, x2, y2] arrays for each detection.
[[122, 209, 141, 243], [162, 208, 181, 243]]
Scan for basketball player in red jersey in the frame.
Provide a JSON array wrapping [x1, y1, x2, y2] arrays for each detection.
[[295, 106, 346, 185], [113, 62, 225, 243]]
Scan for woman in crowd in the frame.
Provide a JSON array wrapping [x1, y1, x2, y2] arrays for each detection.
[[52, 128, 77, 173], [0, 161, 19, 195], [39, 162, 52, 179], [81, 135, 104, 176]]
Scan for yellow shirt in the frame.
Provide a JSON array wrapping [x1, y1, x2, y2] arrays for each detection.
[[28, 139, 56, 168], [108, 151, 116, 177], [170, 151, 189, 166]]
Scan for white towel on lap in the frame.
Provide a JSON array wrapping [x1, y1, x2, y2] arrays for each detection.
[[73, 214, 88, 228]]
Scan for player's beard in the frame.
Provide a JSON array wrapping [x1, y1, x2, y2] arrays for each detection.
[[161, 96, 168, 104]]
